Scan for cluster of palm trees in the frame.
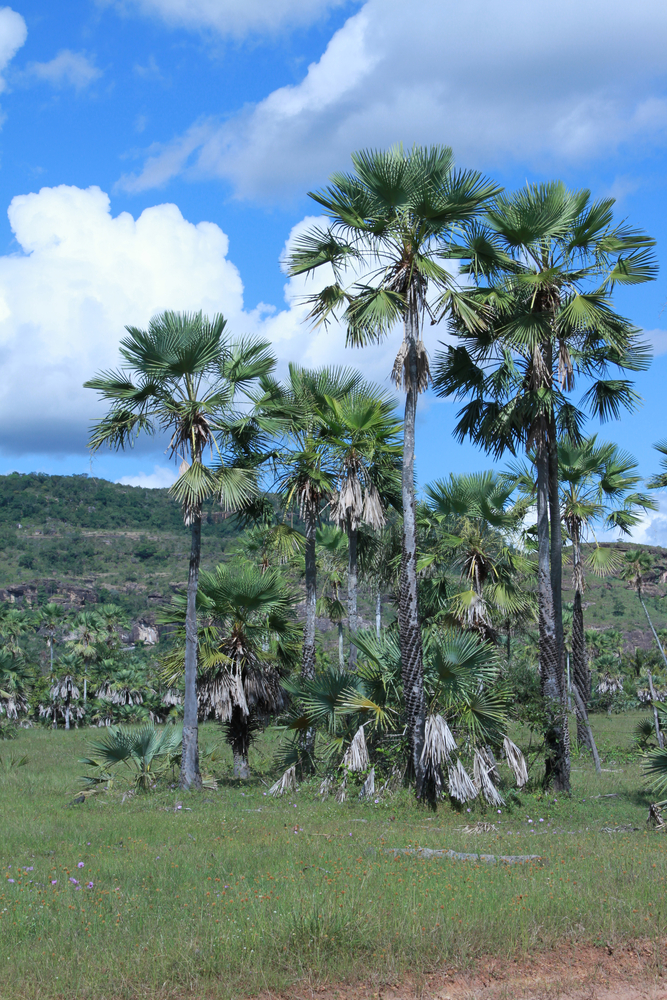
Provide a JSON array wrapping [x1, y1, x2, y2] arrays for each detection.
[[0, 601, 178, 731], [83, 144, 660, 798]]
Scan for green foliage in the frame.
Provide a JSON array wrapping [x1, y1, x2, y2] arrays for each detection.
[[81, 724, 183, 792]]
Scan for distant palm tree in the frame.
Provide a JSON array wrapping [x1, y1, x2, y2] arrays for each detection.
[[86, 310, 275, 789], [258, 364, 362, 683], [424, 471, 531, 637], [287, 146, 499, 796], [162, 564, 299, 777], [324, 390, 402, 666], [316, 524, 349, 670], [35, 603, 68, 682]]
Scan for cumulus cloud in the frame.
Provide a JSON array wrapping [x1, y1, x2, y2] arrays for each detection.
[[643, 329, 667, 357], [118, 0, 667, 199], [102, 0, 351, 38], [0, 186, 406, 457], [117, 465, 178, 489], [0, 6, 27, 93], [26, 50, 101, 91]]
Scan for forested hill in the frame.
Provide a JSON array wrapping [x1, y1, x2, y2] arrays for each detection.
[[0, 472, 231, 531]]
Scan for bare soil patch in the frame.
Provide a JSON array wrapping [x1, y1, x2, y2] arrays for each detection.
[[258, 940, 667, 1000]]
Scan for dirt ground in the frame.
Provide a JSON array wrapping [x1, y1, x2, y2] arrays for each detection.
[[258, 941, 667, 999]]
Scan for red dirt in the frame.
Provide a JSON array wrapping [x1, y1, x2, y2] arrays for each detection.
[[257, 940, 667, 999]]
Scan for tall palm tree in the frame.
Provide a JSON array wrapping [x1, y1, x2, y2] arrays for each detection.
[[85, 310, 275, 789], [257, 365, 362, 684], [432, 181, 656, 791], [621, 550, 667, 748], [559, 439, 655, 741], [324, 390, 402, 667], [286, 145, 499, 797]]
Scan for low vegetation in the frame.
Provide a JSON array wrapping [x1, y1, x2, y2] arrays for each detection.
[[0, 717, 665, 1000]]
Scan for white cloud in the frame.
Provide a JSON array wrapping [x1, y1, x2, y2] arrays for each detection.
[[102, 0, 351, 38], [623, 495, 667, 547], [0, 186, 406, 457], [117, 0, 667, 199], [26, 50, 101, 91], [117, 464, 178, 489], [644, 329, 667, 357], [0, 6, 27, 93]]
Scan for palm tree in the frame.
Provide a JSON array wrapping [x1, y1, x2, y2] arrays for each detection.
[[233, 523, 305, 575], [432, 181, 657, 791], [96, 604, 130, 651], [163, 564, 299, 778], [424, 472, 532, 638], [35, 603, 68, 682], [287, 145, 499, 797], [324, 390, 402, 667], [316, 524, 349, 669], [68, 610, 104, 704], [86, 311, 275, 789], [257, 365, 362, 684], [0, 607, 32, 661], [621, 549, 667, 748], [559, 439, 655, 742]]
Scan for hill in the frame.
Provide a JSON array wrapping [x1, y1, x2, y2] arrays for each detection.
[[0, 472, 243, 620]]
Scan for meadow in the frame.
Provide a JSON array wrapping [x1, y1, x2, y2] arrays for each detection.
[[1, 713, 665, 1000]]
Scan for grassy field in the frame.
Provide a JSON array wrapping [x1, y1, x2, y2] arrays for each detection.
[[1, 714, 666, 1000]]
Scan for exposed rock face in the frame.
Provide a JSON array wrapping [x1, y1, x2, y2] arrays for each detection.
[[130, 621, 159, 645], [0, 580, 97, 608]]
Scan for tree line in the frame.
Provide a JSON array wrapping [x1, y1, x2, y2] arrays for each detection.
[[46, 144, 667, 801]]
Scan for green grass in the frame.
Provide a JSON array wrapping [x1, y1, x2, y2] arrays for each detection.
[[0, 715, 665, 999]]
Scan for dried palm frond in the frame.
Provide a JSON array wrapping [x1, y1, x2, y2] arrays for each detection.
[[268, 765, 297, 797], [503, 736, 528, 788], [362, 484, 386, 531], [596, 673, 624, 695], [638, 688, 667, 704], [391, 339, 430, 393], [162, 689, 183, 707], [473, 750, 504, 807], [342, 724, 369, 772], [319, 775, 334, 799], [358, 766, 375, 801], [335, 774, 347, 803], [421, 714, 457, 768], [447, 759, 477, 804], [647, 802, 667, 830], [379, 765, 404, 795], [459, 821, 497, 834]]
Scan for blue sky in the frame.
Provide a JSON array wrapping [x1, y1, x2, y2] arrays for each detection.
[[0, 0, 667, 539]]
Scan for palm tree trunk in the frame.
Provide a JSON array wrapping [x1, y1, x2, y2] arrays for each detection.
[[301, 504, 318, 766], [348, 519, 358, 669], [572, 589, 590, 746], [338, 622, 344, 670], [536, 435, 570, 792], [638, 592, 667, 672], [376, 589, 382, 638], [398, 307, 426, 800], [228, 705, 252, 778], [180, 506, 203, 791], [302, 507, 317, 681], [647, 671, 665, 750], [548, 419, 566, 700], [570, 531, 591, 747]]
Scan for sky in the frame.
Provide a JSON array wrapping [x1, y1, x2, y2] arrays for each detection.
[[1, 0, 667, 539]]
